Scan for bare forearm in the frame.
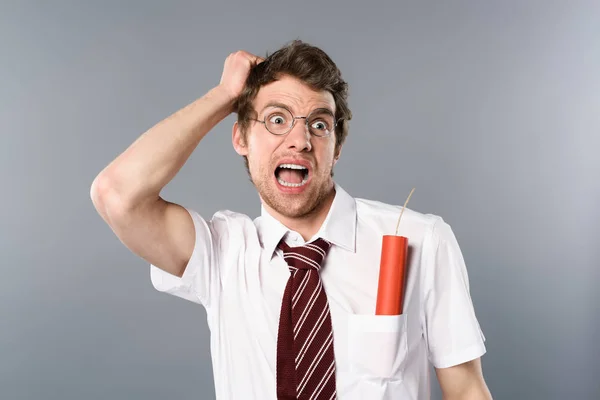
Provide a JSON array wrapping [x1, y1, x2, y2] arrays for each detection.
[[443, 383, 492, 400], [93, 85, 234, 208], [437, 359, 492, 400]]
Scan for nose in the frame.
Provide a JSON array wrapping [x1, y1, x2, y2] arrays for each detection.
[[284, 119, 312, 152]]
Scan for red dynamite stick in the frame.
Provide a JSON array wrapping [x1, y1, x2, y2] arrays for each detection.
[[375, 187, 415, 316], [376, 235, 408, 315]]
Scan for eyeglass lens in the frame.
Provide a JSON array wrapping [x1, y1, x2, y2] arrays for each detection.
[[263, 107, 334, 136]]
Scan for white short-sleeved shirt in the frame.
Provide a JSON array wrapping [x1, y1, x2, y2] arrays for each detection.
[[150, 183, 486, 400]]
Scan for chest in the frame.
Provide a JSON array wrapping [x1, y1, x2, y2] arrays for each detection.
[[213, 239, 424, 398], [216, 238, 423, 344]]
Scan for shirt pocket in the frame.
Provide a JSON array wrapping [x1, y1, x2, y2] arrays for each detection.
[[346, 313, 409, 380]]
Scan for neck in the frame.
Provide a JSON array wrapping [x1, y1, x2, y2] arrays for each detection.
[[265, 185, 336, 241]]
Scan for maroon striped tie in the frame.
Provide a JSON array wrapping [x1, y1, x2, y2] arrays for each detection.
[[276, 238, 337, 400]]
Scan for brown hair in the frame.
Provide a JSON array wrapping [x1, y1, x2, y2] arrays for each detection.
[[235, 40, 352, 166]]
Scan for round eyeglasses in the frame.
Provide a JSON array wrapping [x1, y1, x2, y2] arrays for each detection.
[[250, 106, 340, 137]]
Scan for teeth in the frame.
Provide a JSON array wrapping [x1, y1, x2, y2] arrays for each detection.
[[277, 176, 309, 187], [276, 163, 309, 188], [278, 163, 308, 170]]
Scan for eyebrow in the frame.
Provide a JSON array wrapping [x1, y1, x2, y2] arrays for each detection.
[[259, 102, 335, 116], [260, 102, 292, 114]]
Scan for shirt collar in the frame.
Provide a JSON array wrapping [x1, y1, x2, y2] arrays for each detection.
[[257, 182, 357, 258]]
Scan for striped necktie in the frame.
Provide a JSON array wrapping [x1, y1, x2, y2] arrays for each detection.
[[276, 237, 337, 400]]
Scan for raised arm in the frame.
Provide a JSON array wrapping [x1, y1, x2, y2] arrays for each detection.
[[90, 51, 263, 277]]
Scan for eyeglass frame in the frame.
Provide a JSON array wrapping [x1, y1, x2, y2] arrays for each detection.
[[248, 105, 343, 137]]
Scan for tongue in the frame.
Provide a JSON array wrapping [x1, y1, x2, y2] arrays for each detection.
[[278, 168, 304, 184]]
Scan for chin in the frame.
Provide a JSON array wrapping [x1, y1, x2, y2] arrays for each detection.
[[275, 200, 316, 219], [263, 191, 309, 216], [261, 181, 332, 220]]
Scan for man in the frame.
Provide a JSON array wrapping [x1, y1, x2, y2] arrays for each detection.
[[91, 40, 492, 399]]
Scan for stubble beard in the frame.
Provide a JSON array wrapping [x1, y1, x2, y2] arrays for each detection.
[[250, 165, 335, 219]]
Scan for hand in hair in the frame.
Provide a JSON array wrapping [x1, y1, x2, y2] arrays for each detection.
[[219, 50, 264, 105]]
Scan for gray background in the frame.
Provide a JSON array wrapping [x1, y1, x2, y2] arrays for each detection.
[[1, 1, 599, 399]]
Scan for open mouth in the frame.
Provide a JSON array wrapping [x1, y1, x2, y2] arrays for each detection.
[[275, 163, 309, 187]]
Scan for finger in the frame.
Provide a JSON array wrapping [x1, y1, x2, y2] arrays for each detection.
[[251, 55, 265, 68], [237, 50, 264, 64]]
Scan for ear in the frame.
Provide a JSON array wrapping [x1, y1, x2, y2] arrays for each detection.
[[232, 121, 249, 156], [333, 144, 343, 165]]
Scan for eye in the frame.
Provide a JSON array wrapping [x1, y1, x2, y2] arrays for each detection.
[[269, 114, 287, 125], [310, 120, 329, 131]]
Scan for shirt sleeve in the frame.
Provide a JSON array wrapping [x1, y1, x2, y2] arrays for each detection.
[[421, 216, 487, 369], [149, 207, 231, 309]]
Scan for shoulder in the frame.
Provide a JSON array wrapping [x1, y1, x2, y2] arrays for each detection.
[[186, 208, 259, 241], [354, 196, 444, 241]]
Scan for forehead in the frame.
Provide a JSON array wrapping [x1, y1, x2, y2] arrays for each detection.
[[253, 75, 335, 113]]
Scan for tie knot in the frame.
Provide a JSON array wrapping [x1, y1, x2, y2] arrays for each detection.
[[278, 237, 331, 272]]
